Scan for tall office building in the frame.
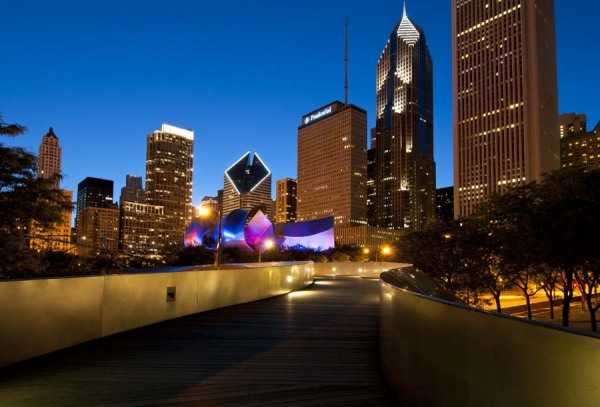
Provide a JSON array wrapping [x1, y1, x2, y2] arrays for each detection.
[[559, 113, 587, 138], [146, 124, 194, 247], [275, 178, 297, 224], [30, 190, 74, 252], [374, 4, 435, 230], [76, 177, 117, 255], [76, 177, 114, 227], [37, 127, 61, 189], [31, 128, 73, 251], [297, 101, 368, 227], [118, 174, 165, 254], [222, 152, 273, 219], [436, 186, 454, 222], [119, 201, 165, 255], [77, 206, 120, 256], [453, 0, 560, 217], [367, 147, 376, 226], [119, 175, 145, 204], [561, 120, 600, 172]]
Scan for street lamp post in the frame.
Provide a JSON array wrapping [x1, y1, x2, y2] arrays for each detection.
[[215, 208, 222, 269], [258, 239, 273, 263], [363, 247, 370, 261], [380, 245, 391, 262], [200, 206, 222, 270]]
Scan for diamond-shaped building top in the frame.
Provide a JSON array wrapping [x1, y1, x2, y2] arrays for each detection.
[[222, 152, 273, 220]]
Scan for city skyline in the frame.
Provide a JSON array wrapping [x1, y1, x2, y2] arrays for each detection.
[[3, 0, 599, 207]]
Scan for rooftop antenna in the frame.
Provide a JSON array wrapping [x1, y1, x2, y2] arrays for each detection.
[[344, 17, 349, 105]]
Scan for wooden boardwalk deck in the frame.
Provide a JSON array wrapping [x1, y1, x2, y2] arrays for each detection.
[[0, 276, 399, 406]]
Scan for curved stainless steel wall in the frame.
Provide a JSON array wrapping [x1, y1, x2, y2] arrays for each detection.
[[0, 262, 314, 367], [380, 275, 600, 407]]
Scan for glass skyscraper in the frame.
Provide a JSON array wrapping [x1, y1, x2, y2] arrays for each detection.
[[374, 4, 435, 230], [146, 124, 194, 247]]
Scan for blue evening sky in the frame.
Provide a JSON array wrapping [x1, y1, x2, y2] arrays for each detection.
[[2, 0, 599, 206]]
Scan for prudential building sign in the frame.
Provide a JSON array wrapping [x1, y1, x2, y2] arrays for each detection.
[[303, 105, 333, 125]]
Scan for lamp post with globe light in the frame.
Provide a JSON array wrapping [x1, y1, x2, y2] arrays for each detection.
[[258, 238, 274, 263], [199, 206, 222, 270], [380, 245, 392, 261]]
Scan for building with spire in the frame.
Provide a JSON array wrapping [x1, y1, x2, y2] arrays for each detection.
[[222, 151, 273, 219], [38, 127, 61, 189], [374, 3, 435, 230], [145, 124, 194, 247], [30, 128, 73, 252], [452, 0, 559, 217]]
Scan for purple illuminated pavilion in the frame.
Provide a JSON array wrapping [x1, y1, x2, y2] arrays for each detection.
[[184, 209, 334, 252]]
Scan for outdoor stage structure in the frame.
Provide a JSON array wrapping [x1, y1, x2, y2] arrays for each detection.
[[184, 209, 334, 252]]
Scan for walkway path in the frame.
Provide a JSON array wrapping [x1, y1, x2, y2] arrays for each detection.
[[0, 276, 398, 406]]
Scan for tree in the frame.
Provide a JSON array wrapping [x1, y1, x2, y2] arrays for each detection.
[[532, 169, 593, 327], [400, 220, 466, 292], [0, 114, 27, 137], [0, 115, 73, 277], [532, 265, 561, 320], [568, 170, 600, 331], [457, 216, 510, 311], [486, 184, 543, 318]]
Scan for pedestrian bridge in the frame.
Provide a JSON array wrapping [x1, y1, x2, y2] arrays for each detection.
[[0, 274, 398, 406], [2, 262, 599, 407]]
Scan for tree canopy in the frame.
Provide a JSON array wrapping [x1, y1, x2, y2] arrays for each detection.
[[400, 168, 600, 330], [0, 115, 73, 277]]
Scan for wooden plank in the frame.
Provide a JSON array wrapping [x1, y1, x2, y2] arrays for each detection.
[[0, 277, 399, 406]]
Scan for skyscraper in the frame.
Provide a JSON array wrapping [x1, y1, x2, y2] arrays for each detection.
[[31, 127, 73, 252], [436, 186, 454, 222], [119, 201, 165, 255], [559, 113, 587, 138], [76, 177, 118, 255], [275, 178, 297, 224], [560, 120, 600, 172], [222, 152, 273, 219], [119, 174, 145, 204], [452, 0, 560, 217], [37, 127, 61, 189], [374, 4, 435, 230], [146, 124, 194, 247], [76, 177, 114, 227], [118, 174, 165, 254], [297, 101, 368, 227], [77, 206, 120, 256]]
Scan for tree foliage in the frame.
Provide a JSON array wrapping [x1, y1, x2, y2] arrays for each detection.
[[401, 168, 600, 331], [0, 115, 73, 277]]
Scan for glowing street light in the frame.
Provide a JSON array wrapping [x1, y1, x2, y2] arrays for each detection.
[[375, 245, 392, 262], [258, 238, 274, 263]]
